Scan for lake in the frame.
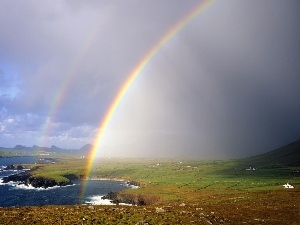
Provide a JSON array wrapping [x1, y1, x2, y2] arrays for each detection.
[[0, 157, 131, 207]]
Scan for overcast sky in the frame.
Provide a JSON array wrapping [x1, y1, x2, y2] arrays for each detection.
[[1, 0, 300, 159]]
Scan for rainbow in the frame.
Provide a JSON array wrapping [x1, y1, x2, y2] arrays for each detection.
[[38, 26, 102, 148], [81, 0, 215, 201]]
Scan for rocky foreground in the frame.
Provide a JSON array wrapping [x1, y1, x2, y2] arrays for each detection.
[[0, 189, 299, 225], [0, 204, 229, 225]]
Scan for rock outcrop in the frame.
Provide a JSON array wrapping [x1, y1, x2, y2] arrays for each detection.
[[3, 164, 25, 170], [2, 171, 75, 188]]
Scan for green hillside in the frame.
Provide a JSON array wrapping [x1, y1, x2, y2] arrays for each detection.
[[244, 139, 300, 167]]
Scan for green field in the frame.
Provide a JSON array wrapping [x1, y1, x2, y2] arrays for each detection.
[[22, 156, 299, 196], [0, 141, 300, 224], [0, 157, 299, 224]]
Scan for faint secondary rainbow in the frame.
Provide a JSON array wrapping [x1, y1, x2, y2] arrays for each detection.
[[83, 0, 215, 182], [38, 26, 102, 149]]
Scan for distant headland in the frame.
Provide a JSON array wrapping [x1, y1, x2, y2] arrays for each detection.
[[9, 144, 93, 152]]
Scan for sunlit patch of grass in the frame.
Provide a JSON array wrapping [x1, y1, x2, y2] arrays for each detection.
[[23, 158, 86, 182]]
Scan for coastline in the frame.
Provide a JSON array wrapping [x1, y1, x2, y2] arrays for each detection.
[[0, 179, 76, 190], [84, 177, 140, 188], [1, 168, 73, 189], [84, 195, 133, 206], [87, 177, 125, 181], [83, 178, 141, 205], [1, 167, 143, 206], [0, 173, 141, 206], [0, 178, 136, 207], [0, 155, 36, 158]]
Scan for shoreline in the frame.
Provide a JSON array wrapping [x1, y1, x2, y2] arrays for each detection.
[[0, 179, 77, 191], [84, 195, 134, 206], [0, 168, 73, 189], [84, 177, 140, 188], [80, 178, 141, 206], [1, 168, 141, 206], [0, 174, 140, 206], [86, 177, 125, 181]]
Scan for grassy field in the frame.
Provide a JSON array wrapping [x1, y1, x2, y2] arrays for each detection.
[[1, 156, 296, 224], [25, 158, 86, 182], [1, 144, 300, 224], [91, 158, 300, 189]]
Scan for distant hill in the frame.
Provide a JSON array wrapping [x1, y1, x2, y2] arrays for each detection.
[[50, 145, 62, 150], [245, 139, 300, 167], [14, 145, 34, 151], [80, 144, 93, 152], [11, 144, 92, 153]]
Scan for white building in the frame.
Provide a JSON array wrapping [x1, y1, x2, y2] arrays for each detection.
[[283, 183, 294, 188]]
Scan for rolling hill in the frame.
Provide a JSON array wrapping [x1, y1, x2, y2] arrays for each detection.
[[245, 139, 300, 167]]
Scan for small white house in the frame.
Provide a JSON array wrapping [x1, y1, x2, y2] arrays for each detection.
[[246, 167, 256, 171], [283, 183, 294, 188]]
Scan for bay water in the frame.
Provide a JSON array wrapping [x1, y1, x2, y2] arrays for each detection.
[[0, 157, 131, 207]]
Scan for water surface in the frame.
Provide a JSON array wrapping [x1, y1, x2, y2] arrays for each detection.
[[0, 157, 130, 207]]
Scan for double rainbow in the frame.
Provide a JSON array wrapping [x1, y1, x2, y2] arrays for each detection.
[[38, 24, 102, 148], [81, 0, 215, 198], [75, 0, 215, 201]]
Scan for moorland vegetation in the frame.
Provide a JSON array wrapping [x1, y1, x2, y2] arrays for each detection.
[[0, 140, 299, 224]]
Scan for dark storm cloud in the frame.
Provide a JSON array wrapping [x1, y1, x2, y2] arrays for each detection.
[[101, 0, 300, 158]]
